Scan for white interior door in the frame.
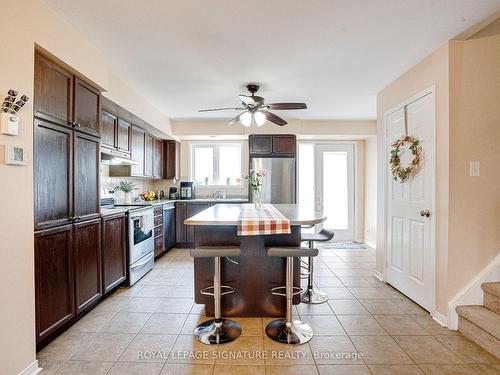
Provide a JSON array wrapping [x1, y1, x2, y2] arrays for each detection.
[[315, 144, 355, 241], [385, 90, 435, 312]]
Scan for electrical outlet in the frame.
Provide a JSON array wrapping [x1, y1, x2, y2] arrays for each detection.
[[469, 161, 480, 177]]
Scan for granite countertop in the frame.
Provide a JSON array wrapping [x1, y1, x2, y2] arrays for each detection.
[[184, 203, 326, 226]]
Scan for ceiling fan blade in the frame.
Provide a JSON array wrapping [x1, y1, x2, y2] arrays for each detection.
[[227, 112, 244, 126], [238, 95, 260, 106], [267, 103, 307, 110], [198, 107, 242, 112], [261, 110, 288, 126]]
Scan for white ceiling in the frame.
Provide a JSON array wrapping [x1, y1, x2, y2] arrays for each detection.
[[43, 0, 499, 120]]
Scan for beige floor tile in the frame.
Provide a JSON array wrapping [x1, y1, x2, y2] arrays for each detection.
[[313, 268, 337, 277], [113, 285, 144, 297], [319, 287, 355, 300], [434, 335, 500, 364], [309, 336, 362, 365], [107, 361, 164, 375], [118, 334, 177, 362], [155, 298, 194, 314], [263, 336, 314, 365], [93, 295, 131, 312], [391, 299, 428, 315], [101, 312, 151, 333], [37, 359, 64, 374], [37, 331, 94, 361], [236, 317, 264, 336], [70, 333, 135, 361], [338, 278, 372, 287], [146, 275, 182, 286], [121, 297, 164, 313], [410, 315, 459, 335], [168, 335, 217, 364], [53, 360, 113, 374], [303, 315, 346, 335], [467, 364, 500, 374], [373, 315, 430, 335], [348, 287, 387, 299], [216, 336, 264, 365], [160, 363, 214, 375], [167, 285, 195, 298], [358, 299, 409, 315], [136, 286, 173, 298], [328, 300, 370, 315], [69, 310, 117, 332], [297, 302, 334, 316], [393, 336, 463, 364], [267, 364, 318, 374], [337, 315, 387, 335], [314, 277, 344, 287], [214, 364, 266, 375], [368, 364, 424, 374], [190, 303, 206, 314], [333, 269, 375, 278], [418, 364, 477, 374], [350, 336, 413, 365], [141, 313, 188, 334], [180, 312, 208, 334], [317, 364, 370, 375]]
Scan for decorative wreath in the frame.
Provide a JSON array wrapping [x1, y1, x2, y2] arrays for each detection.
[[389, 135, 422, 182]]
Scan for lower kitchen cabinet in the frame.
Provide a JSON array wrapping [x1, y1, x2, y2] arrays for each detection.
[[153, 205, 165, 258], [175, 203, 187, 244], [102, 214, 127, 294], [35, 225, 75, 343], [73, 219, 102, 313], [176, 202, 215, 245]]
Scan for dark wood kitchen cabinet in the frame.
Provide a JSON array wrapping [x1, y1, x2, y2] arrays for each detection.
[[249, 134, 296, 156], [153, 138, 163, 179], [164, 140, 180, 180], [272, 135, 296, 154], [102, 214, 127, 294], [249, 135, 272, 154], [73, 219, 102, 313], [186, 204, 213, 243], [34, 54, 73, 127], [175, 203, 187, 243], [35, 225, 75, 343], [73, 78, 101, 137], [34, 119, 73, 230], [73, 131, 100, 223], [131, 125, 145, 176], [144, 133, 154, 177], [101, 111, 117, 149], [117, 118, 131, 153]]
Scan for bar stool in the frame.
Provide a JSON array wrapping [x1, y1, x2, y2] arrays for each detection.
[[265, 246, 318, 345], [300, 229, 335, 304], [190, 246, 242, 345]]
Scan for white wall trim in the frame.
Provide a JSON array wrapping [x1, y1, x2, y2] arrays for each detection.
[[447, 253, 500, 330], [18, 360, 42, 375], [432, 310, 448, 327], [374, 270, 385, 282]]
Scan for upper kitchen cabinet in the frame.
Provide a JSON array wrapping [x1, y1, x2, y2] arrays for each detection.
[[249, 134, 296, 156], [34, 54, 73, 127], [73, 78, 101, 137], [101, 110, 117, 149], [34, 119, 73, 230], [130, 125, 145, 177], [73, 131, 100, 222], [117, 118, 131, 154], [272, 135, 296, 154], [153, 138, 163, 179], [144, 134, 154, 177], [164, 140, 180, 180], [34, 53, 102, 134], [249, 135, 272, 154]]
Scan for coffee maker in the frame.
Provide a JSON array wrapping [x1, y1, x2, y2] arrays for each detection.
[[180, 181, 195, 199], [169, 186, 179, 200]]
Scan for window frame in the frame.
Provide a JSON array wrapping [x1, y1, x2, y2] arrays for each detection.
[[189, 142, 244, 188]]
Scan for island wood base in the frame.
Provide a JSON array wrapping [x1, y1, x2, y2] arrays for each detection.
[[193, 225, 301, 317]]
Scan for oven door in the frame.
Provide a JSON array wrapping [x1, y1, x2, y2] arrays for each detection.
[[128, 208, 154, 265]]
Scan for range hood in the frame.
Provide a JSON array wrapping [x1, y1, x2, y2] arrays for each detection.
[[101, 149, 138, 166]]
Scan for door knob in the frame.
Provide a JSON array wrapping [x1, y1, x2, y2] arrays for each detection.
[[420, 210, 431, 218]]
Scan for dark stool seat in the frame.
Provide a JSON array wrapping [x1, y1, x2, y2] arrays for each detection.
[[190, 246, 241, 345], [300, 229, 334, 304], [265, 247, 316, 345]]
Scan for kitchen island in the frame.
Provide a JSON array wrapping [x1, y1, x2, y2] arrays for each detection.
[[185, 204, 326, 317]]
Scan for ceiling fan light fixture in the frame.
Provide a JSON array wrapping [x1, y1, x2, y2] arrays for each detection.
[[240, 111, 252, 127], [254, 111, 266, 126]]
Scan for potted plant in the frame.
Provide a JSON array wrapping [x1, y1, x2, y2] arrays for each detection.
[[243, 169, 267, 208], [115, 180, 137, 203]]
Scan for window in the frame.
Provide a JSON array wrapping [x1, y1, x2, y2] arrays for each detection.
[[190, 143, 243, 186]]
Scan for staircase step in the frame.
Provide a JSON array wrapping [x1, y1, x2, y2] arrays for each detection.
[[482, 282, 500, 298], [456, 305, 500, 358]]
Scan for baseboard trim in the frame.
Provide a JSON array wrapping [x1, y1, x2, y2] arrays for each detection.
[[19, 360, 42, 375], [374, 270, 385, 282], [432, 310, 448, 328]]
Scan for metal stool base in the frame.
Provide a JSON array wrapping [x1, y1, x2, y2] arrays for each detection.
[[194, 319, 241, 345], [265, 319, 313, 345], [300, 288, 329, 304]]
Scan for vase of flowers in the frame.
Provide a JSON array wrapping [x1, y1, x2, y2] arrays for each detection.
[[115, 180, 136, 203], [243, 169, 267, 208]]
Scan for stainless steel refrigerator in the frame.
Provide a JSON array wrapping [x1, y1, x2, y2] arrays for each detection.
[[251, 157, 296, 203]]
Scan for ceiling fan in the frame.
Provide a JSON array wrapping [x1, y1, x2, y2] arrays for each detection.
[[198, 84, 307, 127]]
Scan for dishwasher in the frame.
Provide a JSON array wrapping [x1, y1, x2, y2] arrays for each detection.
[[163, 202, 176, 250]]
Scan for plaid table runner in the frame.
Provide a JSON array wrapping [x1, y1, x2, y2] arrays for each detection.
[[237, 204, 291, 236]]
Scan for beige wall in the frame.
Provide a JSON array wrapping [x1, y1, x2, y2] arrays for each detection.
[[364, 137, 377, 247], [377, 43, 450, 315], [447, 20, 500, 300], [0, 0, 172, 373]]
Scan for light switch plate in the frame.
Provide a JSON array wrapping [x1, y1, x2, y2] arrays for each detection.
[[469, 161, 480, 177]]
